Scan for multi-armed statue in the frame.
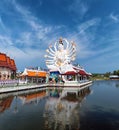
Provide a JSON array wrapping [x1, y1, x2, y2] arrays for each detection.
[[45, 38, 76, 73]]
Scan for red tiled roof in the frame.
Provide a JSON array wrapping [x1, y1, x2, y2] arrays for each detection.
[[62, 71, 77, 75], [10, 59, 17, 71], [79, 69, 91, 76], [0, 53, 8, 67], [6, 56, 12, 69], [0, 61, 8, 67], [0, 53, 17, 71], [73, 66, 90, 76], [79, 70, 87, 75], [0, 53, 7, 61]]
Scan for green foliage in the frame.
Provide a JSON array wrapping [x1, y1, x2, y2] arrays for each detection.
[[11, 72, 16, 79], [91, 69, 119, 80], [113, 70, 119, 75], [104, 72, 111, 77], [91, 73, 106, 80]]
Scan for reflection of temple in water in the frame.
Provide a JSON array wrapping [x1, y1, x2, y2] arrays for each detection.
[[19, 90, 46, 104], [44, 88, 91, 130], [0, 97, 13, 113]]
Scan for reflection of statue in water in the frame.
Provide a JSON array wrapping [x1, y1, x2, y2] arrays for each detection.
[[45, 37, 76, 73], [44, 98, 80, 130], [43, 87, 91, 130]]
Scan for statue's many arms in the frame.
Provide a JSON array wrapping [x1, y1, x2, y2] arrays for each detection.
[[45, 38, 76, 71]]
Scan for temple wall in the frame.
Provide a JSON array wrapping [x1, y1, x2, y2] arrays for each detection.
[[0, 67, 12, 80]]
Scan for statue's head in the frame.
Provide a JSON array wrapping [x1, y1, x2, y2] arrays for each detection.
[[58, 37, 64, 51]]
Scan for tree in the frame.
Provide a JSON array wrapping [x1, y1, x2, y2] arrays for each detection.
[[113, 70, 117, 75], [104, 72, 111, 77], [117, 70, 119, 75], [113, 70, 119, 75]]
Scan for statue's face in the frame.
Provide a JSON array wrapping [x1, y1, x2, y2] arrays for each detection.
[[58, 44, 64, 51]]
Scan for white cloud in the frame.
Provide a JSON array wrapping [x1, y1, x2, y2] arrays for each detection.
[[78, 18, 101, 34], [2, 0, 119, 73], [0, 0, 68, 70], [16, 32, 34, 47], [0, 35, 13, 46], [65, 18, 101, 59], [0, 43, 46, 70], [109, 13, 119, 23], [11, 0, 53, 45], [0, 16, 6, 31], [13, 3, 101, 60]]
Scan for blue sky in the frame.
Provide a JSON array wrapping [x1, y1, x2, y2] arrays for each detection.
[[0, 0, 119, 73]]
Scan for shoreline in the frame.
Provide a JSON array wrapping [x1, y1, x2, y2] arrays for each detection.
[[0, 81, 92, 94]]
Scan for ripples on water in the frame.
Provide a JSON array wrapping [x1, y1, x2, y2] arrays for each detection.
[[0, 80, 119, 130]]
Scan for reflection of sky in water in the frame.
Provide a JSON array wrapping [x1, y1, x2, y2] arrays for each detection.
[[80, 80, 119, 130], [81, 80, 119, 111], [0, 80, 119, 130]]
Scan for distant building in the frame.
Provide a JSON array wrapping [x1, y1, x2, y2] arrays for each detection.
[[19, 68, 47, 84], [109, 75, 119, 79], [0, 52, 17, 80]]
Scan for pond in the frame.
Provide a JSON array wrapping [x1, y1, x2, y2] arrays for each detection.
[[0, 80, 119, 130]]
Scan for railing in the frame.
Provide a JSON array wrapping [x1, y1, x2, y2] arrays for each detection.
[[0, 80, 19, 87]]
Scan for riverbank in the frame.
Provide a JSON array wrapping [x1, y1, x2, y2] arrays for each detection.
[[0, 81, 92, 94], [0, 83, 48, 94]]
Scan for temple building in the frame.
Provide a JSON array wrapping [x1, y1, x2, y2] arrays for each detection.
[[0, 52, 17, 80], [45, 38, 92, 85], [19, 68, 47, 84]]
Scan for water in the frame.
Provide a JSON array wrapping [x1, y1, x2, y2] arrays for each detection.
[[0, 80, 119, 130]]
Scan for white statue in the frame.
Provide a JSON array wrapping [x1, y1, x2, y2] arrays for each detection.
[[45, 38, 76, 74]]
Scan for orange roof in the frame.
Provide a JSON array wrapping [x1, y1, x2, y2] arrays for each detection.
[[7, 57, 11, 64], [0, 52, 17, 71], [0, 61, 8, 67], [0, 53, 7, 62], [0, 53, 8, 67], [10, 59, 15, 66], [6, 56, 12, 68], [10, 59, 17, 71], [27, 71, 47, 77]]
